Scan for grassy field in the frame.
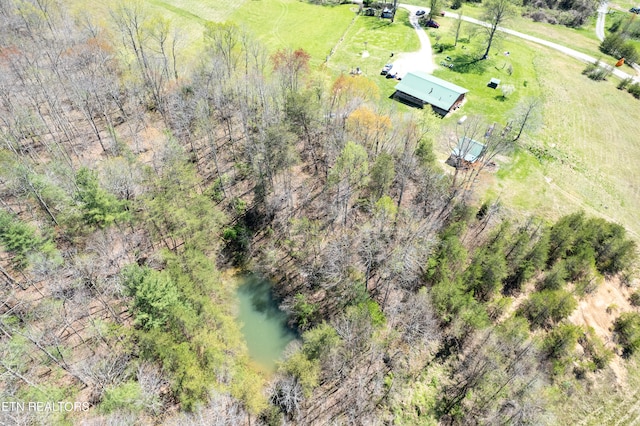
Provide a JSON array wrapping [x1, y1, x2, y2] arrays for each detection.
[[439, 3, 602, 57], [610, 0, 640, 11], [68, 0, 357, 66], [430, 26, 544, 121], [484, 41, 640, 238], [404, 8, 640, 238], [326, 9, 421, 98], [229, 1, 357, 64]]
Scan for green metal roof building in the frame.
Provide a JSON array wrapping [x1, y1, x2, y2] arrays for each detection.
[[393, 72, 468, 116], [452, 136, 486, 163]]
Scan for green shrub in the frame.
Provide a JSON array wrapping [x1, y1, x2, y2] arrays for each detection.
[[293, 293, 318, 329], [617, 77, 633, 90], [434, 42, 455, 53], [464, 249, 507, 302], [543, 323, 582, 359], [100, 381, 142, 413], [0, 210, 58, 269], [122, 265, 183, 331], [75, 167, 129, 228], [628, 83, 640, 99], [302, 322, 340, 361], [585, 66, 612, 81], [518, 289, 577, 329], [630, 290, 640, 307], [614, 312, 640, 356], [579, 327, 613, 370], [600, 34, 639, 65], [280, 351, 319, 397], [538, 261, 567, 291]]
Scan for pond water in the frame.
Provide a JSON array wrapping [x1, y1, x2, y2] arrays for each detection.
[[236, 274, 297, 372]]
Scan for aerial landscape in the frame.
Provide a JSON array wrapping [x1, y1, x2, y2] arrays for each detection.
[[2, 0, 640, 424]]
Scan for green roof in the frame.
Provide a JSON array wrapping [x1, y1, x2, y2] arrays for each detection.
[[394, 72, 468, 111], [452, 137, 485, 162]]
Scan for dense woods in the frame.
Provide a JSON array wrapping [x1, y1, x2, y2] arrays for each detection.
[[0, 0, 638, 425]]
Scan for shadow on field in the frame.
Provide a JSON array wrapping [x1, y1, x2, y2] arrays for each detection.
[[451, 52, 490, 74]]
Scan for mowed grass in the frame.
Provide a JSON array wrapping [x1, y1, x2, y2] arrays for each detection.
[[610, 0, 640, 11], [68, 0, 357, 68], [439, 4, 601, 57], [491, 41, 640, 238], [326, 9, 421, 98], [229, 1, 357, 64], [430, 24, 543, 121], [147, 0, 246, 22], [416, 12, 640, 238]]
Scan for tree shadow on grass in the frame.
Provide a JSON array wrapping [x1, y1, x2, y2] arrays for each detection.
[[363, 17, 394, 30], [450, 52, 490, 74]]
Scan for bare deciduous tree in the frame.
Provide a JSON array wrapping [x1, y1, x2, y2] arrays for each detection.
[[481, 0, 521, 59]]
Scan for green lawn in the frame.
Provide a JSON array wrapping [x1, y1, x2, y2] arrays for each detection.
[[326, 9, 421, 98], [422, 12, 640, 238], [491, 42, 640, 238], [148, 0, 246, 22], [430, 21, 543, 121], [610, 0, 640, 11], [439, 4, 602, 57], [229, 1, 357, 64]]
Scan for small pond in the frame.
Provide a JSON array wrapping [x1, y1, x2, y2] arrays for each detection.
[[236, 274, 297, 372]]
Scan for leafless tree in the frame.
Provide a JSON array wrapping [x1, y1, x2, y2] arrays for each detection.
[[508, 97, 542, 142], [481, 0, 521, 59], [78, 352, 131, 403], [164, 392, 248, 426], [136, 361, 168, 414]]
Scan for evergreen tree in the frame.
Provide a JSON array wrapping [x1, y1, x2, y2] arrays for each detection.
[[75, 167, 129, 228]]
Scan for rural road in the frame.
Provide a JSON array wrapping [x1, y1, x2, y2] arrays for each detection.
[[398, 4, 639, 82], [596, 2, 608, 41]]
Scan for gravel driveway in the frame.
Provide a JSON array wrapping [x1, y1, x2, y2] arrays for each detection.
[[390, 5, 436, 78]]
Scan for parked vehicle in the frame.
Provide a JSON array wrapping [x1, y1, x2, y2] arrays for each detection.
[[380, 64, 393, 75], [416, 9, 426, 16], [631, 7, 640, 13], [425, 20, 440, 28]]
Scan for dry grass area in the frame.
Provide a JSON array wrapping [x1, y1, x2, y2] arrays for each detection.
[[490, 40, 640, 240]]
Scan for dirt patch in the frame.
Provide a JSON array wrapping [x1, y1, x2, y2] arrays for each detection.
[[570, 277, 635, 345], [569, 276, 638, 381]]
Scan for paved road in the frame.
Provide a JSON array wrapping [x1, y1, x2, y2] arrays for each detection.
[[398, 4, 639, 82]]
